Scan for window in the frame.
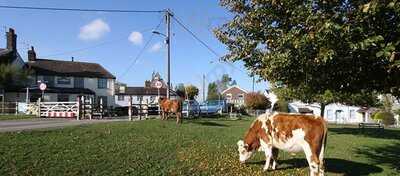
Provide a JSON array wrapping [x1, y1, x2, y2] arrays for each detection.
[[226, 94, 232, 100], [117, 95, 124, 101], [43, 75, 54, 87], [57, 94, 69, 102], [74, 77, 84, 88], [57, 76, 71, 85], [326, 110, 333, 120], [98, 78, 107, 89]]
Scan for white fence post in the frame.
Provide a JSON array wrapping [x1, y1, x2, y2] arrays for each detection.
[[128, 96, 132, 121], [37, 98, 41, 118], [76, 96, 80, 120]]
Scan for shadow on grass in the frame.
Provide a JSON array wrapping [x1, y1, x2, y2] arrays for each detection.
[[189, 121, 229, 127], [356, 142, 400, 171], [246, 158, 383, 175], [328, 127, 400, 140]]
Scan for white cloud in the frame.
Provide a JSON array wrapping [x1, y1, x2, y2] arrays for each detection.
[[79, 19, 110, 41], [149, 42, 162, 52], [128, 31, 143, 45]]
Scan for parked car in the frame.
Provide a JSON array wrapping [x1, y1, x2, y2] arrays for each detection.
[[182, 100, 201, 118], [200, 100, 226, 115]]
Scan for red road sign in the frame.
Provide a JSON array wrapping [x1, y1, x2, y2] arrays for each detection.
[[39, 83, 47, 91]]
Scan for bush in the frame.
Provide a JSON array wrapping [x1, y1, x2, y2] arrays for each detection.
[[373, 111, 395, 126], [244, 92, 271, 110], [273, 100, 289, 113]]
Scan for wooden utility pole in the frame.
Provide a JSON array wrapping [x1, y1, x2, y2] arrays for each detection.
[[165, 9, 172, 99]]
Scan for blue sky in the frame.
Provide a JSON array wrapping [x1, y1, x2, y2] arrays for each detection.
[[0, 0, 269, 99]]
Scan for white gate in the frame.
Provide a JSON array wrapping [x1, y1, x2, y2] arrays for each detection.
[[39, 101, 79, 118]]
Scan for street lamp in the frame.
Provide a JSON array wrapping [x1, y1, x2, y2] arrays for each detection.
[[153, 29, 171, 99], [152, 30, 166, 37]]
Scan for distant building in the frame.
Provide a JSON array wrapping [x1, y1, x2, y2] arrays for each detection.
[[289, 101, 375, 124], [115, 72, 178, 107], [221, 85, 248, 107], [0, 28, 116, 107]]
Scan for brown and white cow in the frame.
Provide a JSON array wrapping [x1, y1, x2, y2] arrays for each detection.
[[237, 112, 327, 176]]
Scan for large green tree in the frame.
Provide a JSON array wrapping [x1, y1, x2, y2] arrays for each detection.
[[215, 0, 400, 116]]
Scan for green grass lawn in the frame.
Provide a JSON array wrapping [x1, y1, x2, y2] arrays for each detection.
[[0, 117, 399, 176], [0, 115, 37, 121]]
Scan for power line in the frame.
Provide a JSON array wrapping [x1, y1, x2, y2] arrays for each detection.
[[172, 15, 250, 75], [0, 5, 164, 13], [171, 15, 221, 58], [119, 18, 164, 78]]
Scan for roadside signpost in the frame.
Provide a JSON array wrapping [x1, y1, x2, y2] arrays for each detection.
[[155, 81, 162, 116], [39, 83, 47, 101]]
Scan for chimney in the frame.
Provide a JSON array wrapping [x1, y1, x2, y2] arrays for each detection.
[[6, 28, 17, 51], [28, 46, 36, 62]]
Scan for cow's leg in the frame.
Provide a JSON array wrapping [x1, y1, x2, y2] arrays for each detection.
[[262, 145, 273, 171], [271, 147, 279, 170], [302, 142, 320, 176], [175, 112, 180, 124]]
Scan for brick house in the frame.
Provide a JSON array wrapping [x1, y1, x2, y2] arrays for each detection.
[[221, 85, 248, 107]]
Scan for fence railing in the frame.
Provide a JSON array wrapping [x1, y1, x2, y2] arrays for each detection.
[[0, 102, 17, 114], [39, 101, 79, 118]]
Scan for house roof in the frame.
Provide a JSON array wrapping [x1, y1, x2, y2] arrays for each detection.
[[0, 48, 15, 64], [116, 87, 177, 96], [221, 85, 248, 95], [27, 59, 115, 79]]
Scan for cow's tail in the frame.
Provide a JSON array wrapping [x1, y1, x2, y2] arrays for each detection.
[[319, 120, 328, 174]]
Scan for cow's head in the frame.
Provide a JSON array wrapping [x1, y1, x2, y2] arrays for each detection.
[[237, 140, 254, 164]]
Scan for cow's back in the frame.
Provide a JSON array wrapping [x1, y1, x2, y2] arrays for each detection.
[[267, 113, 327, 153]]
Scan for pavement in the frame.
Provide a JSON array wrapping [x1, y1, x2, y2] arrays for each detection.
[[0, 118, 129, 133]]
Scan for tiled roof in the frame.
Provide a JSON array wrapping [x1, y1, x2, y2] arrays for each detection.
[[0, 48, 14, 64], [116, 87, 177, 96], [27, 59, 115, 79]]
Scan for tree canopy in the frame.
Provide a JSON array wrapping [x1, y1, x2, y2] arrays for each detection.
[[244, 92, 271, 110], [0, 64, 30, 89], [185, 85, 199, 100], [207, 82, 220, 100], [215, 0, 400, 107]]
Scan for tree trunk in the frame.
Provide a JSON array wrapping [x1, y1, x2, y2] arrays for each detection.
[[320, 102, 326, 118]]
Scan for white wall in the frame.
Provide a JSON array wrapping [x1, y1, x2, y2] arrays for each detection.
[[35, 75, 115, 107], [324, 103, 369, 124]]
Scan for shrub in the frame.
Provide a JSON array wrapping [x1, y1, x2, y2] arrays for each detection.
[[273, 100, 289, 113], [373, 111, 395, 126], [244, 92, 271, 110]]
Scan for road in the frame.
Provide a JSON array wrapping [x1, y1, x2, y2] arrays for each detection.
[[0, 118, 129, 133]]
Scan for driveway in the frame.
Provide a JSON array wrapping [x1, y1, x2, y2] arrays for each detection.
[[0, 118, 128, 133]]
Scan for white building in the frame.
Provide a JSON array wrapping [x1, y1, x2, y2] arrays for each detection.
[[1, 29, 116, 107], [114, 73, 178, 107], [289, 101, 375, 124]]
